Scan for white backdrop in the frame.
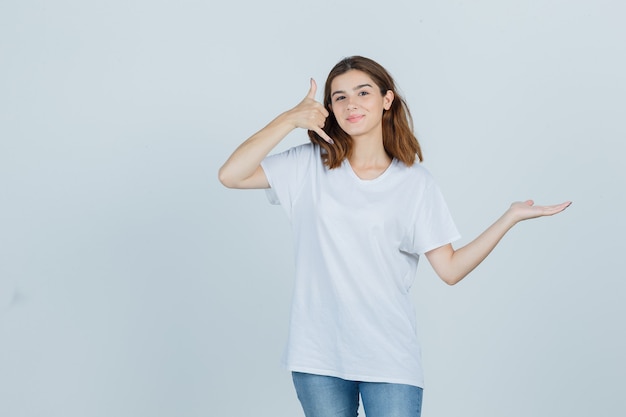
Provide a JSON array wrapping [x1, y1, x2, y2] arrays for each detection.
[[1, 1, 624, 416]]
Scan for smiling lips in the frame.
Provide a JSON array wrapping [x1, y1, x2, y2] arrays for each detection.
[[347, 114, 364, 123]]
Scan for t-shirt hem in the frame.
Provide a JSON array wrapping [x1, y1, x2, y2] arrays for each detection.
[[283, 363, 424, 389]]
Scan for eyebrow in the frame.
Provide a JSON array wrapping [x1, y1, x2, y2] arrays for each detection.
[[331, 83, 374, 97]]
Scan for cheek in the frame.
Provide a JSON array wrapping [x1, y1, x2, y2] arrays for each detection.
[[362, 95, 380, 108]]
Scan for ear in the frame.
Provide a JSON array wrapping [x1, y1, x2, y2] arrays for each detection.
[[383, 90, 394, 110]]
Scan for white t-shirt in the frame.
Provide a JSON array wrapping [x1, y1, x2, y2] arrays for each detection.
[[260, 143, 460, 388]]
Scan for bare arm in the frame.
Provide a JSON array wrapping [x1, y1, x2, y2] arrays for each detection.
[[218, 79, 333, 189], [426, 200, 571, 285]]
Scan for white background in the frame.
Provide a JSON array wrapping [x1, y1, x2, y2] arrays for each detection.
[[1, 0, 624, 416]]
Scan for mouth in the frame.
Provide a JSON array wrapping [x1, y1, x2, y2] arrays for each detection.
[[347, 114, 364, 123]]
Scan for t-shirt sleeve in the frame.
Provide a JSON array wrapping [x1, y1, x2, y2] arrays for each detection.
[[260, 143, 315, 215], [405, 181, 461, 255]]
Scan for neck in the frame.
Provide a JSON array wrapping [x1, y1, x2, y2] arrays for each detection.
[[349, 133, 390, 168], [347, 133, 392, 180]]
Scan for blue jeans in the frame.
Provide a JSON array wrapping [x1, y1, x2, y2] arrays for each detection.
[[292, 372, 423, 417]]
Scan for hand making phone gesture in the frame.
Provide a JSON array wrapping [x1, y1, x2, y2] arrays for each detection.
[[218, 78, 333, 189], [286, 78, 334, 144]]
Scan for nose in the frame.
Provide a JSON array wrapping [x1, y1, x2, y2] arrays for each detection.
[[346, 98, 357, 110]]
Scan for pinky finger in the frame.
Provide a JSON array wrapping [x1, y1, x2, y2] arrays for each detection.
[[313, 128, 334, 144]]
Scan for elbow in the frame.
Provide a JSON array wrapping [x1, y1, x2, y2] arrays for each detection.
[[439, 272, 465, 286], [217, 166, 237, 188], [442, 277, 459, 286]]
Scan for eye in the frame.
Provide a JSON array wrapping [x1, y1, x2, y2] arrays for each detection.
[[334, 95, 346, 102], [358, 91, 369, 96]]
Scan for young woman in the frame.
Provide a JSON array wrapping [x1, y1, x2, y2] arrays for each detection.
[[218, 56, 570, 417]]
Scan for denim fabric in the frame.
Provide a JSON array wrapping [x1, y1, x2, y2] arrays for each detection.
[[292, 372, 423, 417]]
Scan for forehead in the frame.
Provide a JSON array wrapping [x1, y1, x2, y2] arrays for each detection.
[[330, 70, 378, 91]]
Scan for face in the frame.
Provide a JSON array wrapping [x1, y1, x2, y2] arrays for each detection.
[[329, 70, 394, 140]]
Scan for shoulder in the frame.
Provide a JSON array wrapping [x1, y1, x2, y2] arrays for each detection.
[[270, 142, 319, 160], [395, 160, 436, 186], [293, 142, 319, 158], [261, 142, 324, 183]]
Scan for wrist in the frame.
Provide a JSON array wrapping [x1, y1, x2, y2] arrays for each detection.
[[276, 109, 299, 130], [501, 208, 521, 228]]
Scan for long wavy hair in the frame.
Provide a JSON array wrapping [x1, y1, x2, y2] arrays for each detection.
[[308, 56, 423, 169]]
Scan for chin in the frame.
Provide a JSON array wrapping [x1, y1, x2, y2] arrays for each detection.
[[338, 125, 363, 137], [345, 129, 370, 139]]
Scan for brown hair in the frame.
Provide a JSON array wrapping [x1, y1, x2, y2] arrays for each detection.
[[308, 56, 423, 168]]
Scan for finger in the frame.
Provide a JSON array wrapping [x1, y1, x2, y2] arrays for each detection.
[[318, 105, 329, 118], [548, 201, 573, 212], [541, 201, 571, 210], [311, 105, 329, 120], [306, 78, 317, 100], [538, 201, 572, 215], [312, 127, 334, 144]]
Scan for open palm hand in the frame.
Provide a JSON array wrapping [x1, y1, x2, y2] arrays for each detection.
[[508, 199, 572, 222]]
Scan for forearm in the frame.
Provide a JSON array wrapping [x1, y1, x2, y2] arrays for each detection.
[[218, 112, 295, 188], [427, 199, 570, 285], [218, 79, 331, 189], [449, 211, 517, 283], [428, 210, 518, 285]]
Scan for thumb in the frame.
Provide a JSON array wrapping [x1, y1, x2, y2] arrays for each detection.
[[306, 78, 317, 99]]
